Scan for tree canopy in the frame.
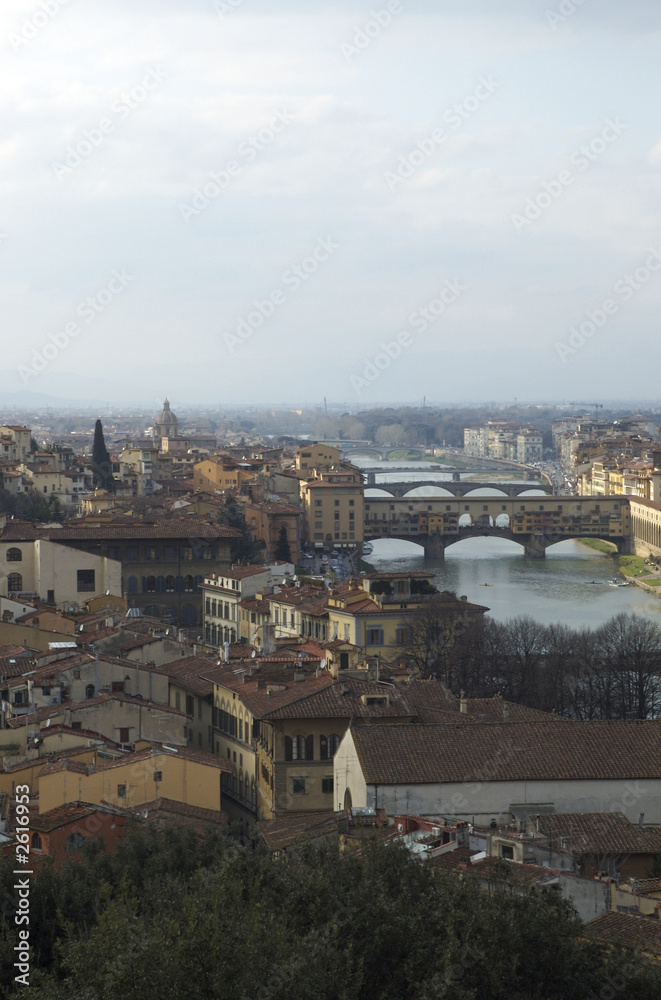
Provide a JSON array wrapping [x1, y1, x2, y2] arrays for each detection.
[[1, 824, 659, 1000]]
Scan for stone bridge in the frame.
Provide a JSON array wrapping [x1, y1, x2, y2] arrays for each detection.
[[364, 479, 550, 498], [363, 494, 632, 559], [341, 446, 428, 461]]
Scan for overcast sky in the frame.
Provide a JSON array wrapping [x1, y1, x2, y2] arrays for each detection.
[[1, 0, 660, 409]]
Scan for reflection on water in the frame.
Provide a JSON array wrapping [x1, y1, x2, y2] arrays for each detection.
[[363, 537, 661, 628]]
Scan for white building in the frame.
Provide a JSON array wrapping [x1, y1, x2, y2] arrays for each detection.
[[334, 720, 661, 825]]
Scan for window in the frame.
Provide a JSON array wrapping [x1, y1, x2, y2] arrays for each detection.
[[31, 833, 42, 851], [7, 572, 22, 592], [146, 546, 160, 561], [153, 771, 162, 782], [7, 547, 22, 562], [366, 627, 384, 646], [146, 576, 156, 593], [112, 681, 125, 693], [500, 844, 514, 860], [119, 728, 129, 744], [322, 777, 334, 794], [77, 569, 95, 593], [164, 545, 176, 560], [292, 777, 306, 795], [66, 832, 85, 852], [285, 735, 313, 760], [117, 784, 126, 798], [71, 721, 82, 730], [315, 499, 322, 506], [127, 546, 138, 562], [85, 683, 95, 699]]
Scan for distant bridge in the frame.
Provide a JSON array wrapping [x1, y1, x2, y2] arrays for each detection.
[[363, 494, 631, 559], [341, 446, 428, 461], [364, 479, 551, 499]]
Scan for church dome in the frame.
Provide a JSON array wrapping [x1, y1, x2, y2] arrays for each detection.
[[156, 398, 177, 425]]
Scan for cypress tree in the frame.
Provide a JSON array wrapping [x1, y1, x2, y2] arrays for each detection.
[[92, 419, 115, 493]]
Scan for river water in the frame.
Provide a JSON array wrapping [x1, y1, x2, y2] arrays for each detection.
[[355, 458, 661, 628]]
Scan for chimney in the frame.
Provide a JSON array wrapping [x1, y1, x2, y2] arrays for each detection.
[[459, 691, 468, 714], [639, 812, 645, 828]]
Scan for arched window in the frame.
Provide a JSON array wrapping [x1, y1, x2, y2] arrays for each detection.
[[285, 735, 312, 761], [7, 548, 22, 562], [328, 734, 341, 757], [184, 575, 194, 592], [165, 575, 175, 592], [7, 573, 22, 592], [66, 832, 84, 852], [85, 684, 95, 700], [31, 832, 42, 851], [320, 735, 328, 760], [205, 624, 211, 642], [211, 624, 217, 645], [146, 576, 156, 593]]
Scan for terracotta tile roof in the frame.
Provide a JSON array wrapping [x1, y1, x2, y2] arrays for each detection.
[[349, 719, 661, 785], [534, 812, 661, 855], [585, 911, 661, 954], [37, 757, 90, 776], [427, 847, 479, 871], [31, 802, 100, 832], [463, 698, 558, 723], [3, 744, 97, 773], [219, 672, 334, 718], [628, 877, 661, 895], [467, 855, 571, 887], [404, 680, 458, 714], [155, 655, 217, 697], [333, 598, 383, 615], [240, 597, 271, 613], [264, 677, 414, 721], [137, 797, 227, 826], [0, 520, 240, 541], [257, 811, 338, 852]]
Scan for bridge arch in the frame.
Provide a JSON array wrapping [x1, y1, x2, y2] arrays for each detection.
[[403, 485, 455, 498], [462, 487, 509, 497], [365, 488, 394, 497]]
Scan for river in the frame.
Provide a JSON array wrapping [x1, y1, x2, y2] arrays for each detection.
[[354, 457, 661, 627]]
